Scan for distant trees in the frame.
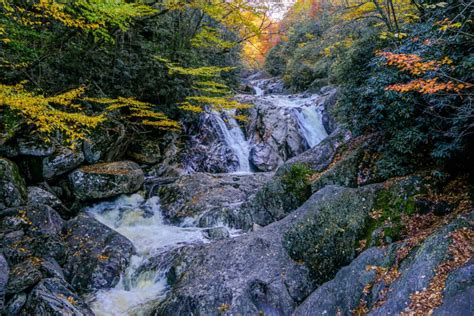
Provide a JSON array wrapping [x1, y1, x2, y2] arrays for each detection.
[[0, 0, 268, 144], [265, 0, 473, 173]]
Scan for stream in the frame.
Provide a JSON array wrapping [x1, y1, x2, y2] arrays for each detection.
[[85, 77, 329, 315]]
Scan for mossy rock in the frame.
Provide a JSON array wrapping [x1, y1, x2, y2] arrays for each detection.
[[0, 158, 27, 208], [283, 184, 382, 283]]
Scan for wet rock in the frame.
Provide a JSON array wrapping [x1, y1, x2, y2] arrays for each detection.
[[21, 146, 84, 181], [182, 112, 240, 173], [0, 158, 27, 209], [83, 121, 127, 164], [154, 172, 272, 226], [4, 292, 27, 315], [68, 161, 144, 201], [155, 185, 383, 315], [0, 254, 8, 312], [6, 259, 42, 294], [319, 86, 339, 134], [249, 143, 283, 171], [203, 227, 230, 240], [62, 213, 135, 293], [23, 278, 93, 315]]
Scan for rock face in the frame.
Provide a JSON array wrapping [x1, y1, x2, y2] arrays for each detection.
[[68, 161, 144, 201], [293, 246, 397, 316], [23, 278, 94, 315], [0, 158, 27, 209], [155, 172, 273, 226], [155, 185, 382, 315], [62, 213, 135, 293]]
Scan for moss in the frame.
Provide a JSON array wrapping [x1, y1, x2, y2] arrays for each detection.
[[364, 176, 428, 244], [280, 163, 313, 205]]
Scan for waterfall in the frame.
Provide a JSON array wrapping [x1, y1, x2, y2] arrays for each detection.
[[292, 105, 328, 148], [212, 112, 251, 173], [86, 194, 206, 316]]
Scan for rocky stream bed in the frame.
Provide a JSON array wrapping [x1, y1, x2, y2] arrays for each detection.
[[1, 75, 472, 316]]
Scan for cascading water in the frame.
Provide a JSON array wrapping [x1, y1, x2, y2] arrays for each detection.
[[86, 194, 206, 316], [84, 75, 330, 315], [212, 111, 251, 173]]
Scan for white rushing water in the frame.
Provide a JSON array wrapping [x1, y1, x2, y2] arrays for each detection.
[[86, 194, 206, 316], [257, 93, 328, 148], [213, 111, 251, 173]]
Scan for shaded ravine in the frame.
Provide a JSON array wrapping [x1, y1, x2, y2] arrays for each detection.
[[85, 77, 330, 315]]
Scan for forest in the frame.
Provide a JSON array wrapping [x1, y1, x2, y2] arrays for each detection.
[[0, 0, 473, 315]]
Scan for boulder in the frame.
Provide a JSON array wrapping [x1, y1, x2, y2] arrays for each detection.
[[0, 204, 65, 266], [0, 158, 27, 209], [283, 184, 381, 282], [27, 186, 71, 217], [155, 185, 383, 315], [203, 227, 230, 240], [17, 137, 55, 157], [293, 246, 397, 316], [319, 86, 339, 134], [68, 161, 144, 201], [23, 278, 94, 315], [62, 213, 135, 293], [4, 292, 27, 315], [293, 212, 473, 316], [0, 254, 8, 312], [6, 259, 42, 294], [154, 172, 272, 226], [434, 260, 474, 315], [127, 136, 162, 165], [21, 146, 84, 181]]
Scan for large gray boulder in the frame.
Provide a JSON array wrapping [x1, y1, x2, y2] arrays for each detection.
[[155, 185, 382, 315], [68, 161, 144, 201], [0, 158, 27, 209], [0, 254, 8, 312], [62, 213, 135, 293], [283, 184, 381, 282], [23, 278, 94, 315], [155, 172, 273, 226]]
